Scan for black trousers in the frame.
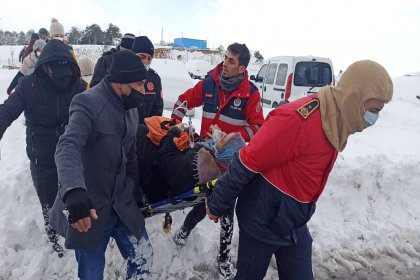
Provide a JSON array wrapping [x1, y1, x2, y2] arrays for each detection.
[[235, 227, 313, 280], [182, 202, 234, 262], [29, 161, 61, 246]]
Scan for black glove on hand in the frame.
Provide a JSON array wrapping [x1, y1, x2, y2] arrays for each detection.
[[64, 188, 94, 224], [167, 125, 181, 137]]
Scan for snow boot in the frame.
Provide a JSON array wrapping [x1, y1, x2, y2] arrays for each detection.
[[173, 226, 190, 246], [217, 258, 235, 280]]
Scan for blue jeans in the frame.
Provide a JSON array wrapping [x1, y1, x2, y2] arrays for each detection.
[[235, 227, 313, 280], [75, 211, 153, 280]]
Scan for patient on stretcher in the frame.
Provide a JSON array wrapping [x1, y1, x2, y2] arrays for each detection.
[[136, 116, 245, 204]]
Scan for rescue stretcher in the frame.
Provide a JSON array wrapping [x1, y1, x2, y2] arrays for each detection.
[[140, 179, 218, 232]]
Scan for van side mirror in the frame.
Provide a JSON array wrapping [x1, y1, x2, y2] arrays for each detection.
[[250, 75, 256, 81], [256, 76, 264, 82]]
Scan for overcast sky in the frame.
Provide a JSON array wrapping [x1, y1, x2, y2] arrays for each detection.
[[1, 0, 419, 76]]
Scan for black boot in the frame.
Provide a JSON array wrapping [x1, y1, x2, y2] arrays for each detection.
[[173, 226, 190, 246], [217, 257, 235, 280]]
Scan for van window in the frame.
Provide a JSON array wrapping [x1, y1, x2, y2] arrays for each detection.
[[265, 63, 278, 85], [256, 64, 267, 81], [275, 63, 288, 86], [294, 62, 332, 87]]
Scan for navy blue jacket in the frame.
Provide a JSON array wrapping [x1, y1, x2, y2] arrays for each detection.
[[137, 68, 163, 124], [208, 153, 314, 246]]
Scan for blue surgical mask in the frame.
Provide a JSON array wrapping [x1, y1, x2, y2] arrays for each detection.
[[364, 111, 379, 126]]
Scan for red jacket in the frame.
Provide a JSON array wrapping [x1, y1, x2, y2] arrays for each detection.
[[171, 63, 264, 142], [240, 95, 338, 203]]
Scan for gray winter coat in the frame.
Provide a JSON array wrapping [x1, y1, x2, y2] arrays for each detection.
[[50, 78, 144, 251]]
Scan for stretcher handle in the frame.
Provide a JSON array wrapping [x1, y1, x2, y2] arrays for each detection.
[[193, 179, 218, 196]]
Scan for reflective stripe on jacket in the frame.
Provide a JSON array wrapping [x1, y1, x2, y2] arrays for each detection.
[[171, 63, 264, 142]]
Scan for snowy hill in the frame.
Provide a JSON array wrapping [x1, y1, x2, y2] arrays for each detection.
[[0, 44, 263, 75], [0, 46, 420, 279]]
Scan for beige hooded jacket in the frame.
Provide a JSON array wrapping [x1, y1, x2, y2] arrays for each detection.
[[318, 60, 393, 151]]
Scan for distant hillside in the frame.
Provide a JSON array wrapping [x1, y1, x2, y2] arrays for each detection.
[[0, 44, 264, 75]]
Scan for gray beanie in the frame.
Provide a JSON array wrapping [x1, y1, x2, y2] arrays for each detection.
[[50, 18, 64, 37], [33, 39, 47, 52]]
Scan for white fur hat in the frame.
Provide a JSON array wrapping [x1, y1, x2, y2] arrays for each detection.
[[50, 18, 64, 37]]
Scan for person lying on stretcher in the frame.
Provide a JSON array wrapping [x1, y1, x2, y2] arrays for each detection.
[[136, 116, 246, 204]]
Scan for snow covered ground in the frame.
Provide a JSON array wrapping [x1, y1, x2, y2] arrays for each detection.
[[0, 56, 420, 279]]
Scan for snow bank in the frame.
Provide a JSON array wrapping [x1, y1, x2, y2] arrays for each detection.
[[151, 59, 194, 109], [185, 59, 212, 79]]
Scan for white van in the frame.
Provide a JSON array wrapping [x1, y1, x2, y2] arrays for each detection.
[[250, 56, 334, 107]]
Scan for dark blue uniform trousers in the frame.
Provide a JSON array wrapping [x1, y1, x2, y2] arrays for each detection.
[[235, 227, 313, 280]]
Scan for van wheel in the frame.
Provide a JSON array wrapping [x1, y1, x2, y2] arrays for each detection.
[[272, 102, 279, 108]]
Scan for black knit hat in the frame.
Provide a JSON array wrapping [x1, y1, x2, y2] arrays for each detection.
[[109, 50, 147, 84], [120, 33, 135, 50], [31, 33, 39, 40], [132, 36, 154, 56], [38, 28, 49, 37]]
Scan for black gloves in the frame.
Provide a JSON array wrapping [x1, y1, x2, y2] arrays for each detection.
[[64, 188, 94, 224], [167, 125, 181, 137]]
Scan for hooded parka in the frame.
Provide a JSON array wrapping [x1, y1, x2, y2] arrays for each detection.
[[0, 39, 85, 166]]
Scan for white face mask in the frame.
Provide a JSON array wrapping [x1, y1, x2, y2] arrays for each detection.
[[35, 51, 41, 58], [364, 111, 379, 126]]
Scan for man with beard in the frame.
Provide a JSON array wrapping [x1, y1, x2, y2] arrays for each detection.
[[171, 42, 264, 142], [0, 39, 86, 257], [170, 42, 264, 279], [50, 50, 153, 280]]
